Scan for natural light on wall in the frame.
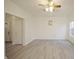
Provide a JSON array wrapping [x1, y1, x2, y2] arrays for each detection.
[[69, 21, 74, 37]]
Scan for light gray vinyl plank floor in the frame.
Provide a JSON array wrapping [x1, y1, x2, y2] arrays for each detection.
[[6, 40, 74, 59]]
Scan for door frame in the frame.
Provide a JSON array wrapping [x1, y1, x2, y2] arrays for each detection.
[[5, 13, 24, 45]]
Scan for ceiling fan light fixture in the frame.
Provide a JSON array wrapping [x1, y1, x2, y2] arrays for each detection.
[[39, 0, 61, 12], [45, 7, 54, 12]]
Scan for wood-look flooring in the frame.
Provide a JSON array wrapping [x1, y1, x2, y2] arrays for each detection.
[[6, 40, 74, 59]]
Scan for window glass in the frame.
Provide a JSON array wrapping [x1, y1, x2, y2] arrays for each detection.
[[69, 21, 74, 37]]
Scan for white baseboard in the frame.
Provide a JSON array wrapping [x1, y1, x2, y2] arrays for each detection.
[[66, 39, 74, 45], [36, 39, 65, 40], [23, 39, 67, 46], [23, 39, 34, 46]]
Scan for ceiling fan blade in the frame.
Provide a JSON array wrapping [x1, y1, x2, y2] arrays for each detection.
[[38, 4, 45, 6], [48, 0, 52, 2], [38, 4, 49, 7], [54, 5, 61, 8]]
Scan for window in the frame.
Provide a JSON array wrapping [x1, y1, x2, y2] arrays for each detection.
[[69, 21, 74, 37]]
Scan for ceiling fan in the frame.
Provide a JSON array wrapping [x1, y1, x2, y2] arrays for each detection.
[[38, 0, 61, 12]]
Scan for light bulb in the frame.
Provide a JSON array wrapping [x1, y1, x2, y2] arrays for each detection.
[[45, 8, 49, 12], [45, 7, 54, 12], [49, 7, 53, 12]]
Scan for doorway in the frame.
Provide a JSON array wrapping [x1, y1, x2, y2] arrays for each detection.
[[5, 13, 24, 45]]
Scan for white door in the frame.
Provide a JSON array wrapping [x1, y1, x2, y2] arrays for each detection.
[[12, 16, 23, 44]]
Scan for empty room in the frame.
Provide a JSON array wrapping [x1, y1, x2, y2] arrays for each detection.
[[5, 0, 74, 59]]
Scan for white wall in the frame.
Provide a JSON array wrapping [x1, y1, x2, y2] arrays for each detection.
[[5, 0, 73, 45], [31, 16, 68, 40], [5, 0, 33, 45]]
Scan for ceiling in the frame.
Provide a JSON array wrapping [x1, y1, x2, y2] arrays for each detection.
[[11, 0, 74, 17]]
